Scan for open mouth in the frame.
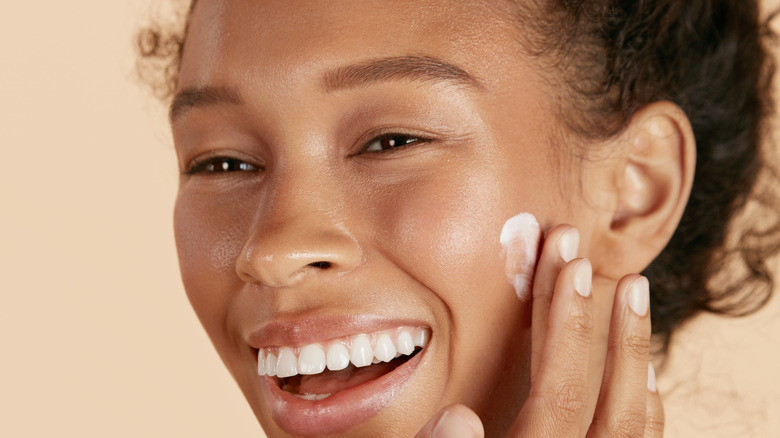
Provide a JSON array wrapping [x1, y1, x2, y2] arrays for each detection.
[[257, 326, 430, 400]]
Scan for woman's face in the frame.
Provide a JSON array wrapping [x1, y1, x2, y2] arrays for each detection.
[[173, 0, 595, 436]]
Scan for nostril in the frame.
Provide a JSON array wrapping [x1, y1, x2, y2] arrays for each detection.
[[308, 261, 332, 269]]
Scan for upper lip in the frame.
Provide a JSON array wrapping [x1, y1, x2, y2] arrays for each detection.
[[245, 313, 431, 349]]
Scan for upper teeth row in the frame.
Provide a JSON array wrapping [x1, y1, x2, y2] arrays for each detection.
[[257, 326, 430, 378]]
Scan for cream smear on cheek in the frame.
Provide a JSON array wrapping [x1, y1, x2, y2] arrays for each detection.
[[500, 213, 541, 301]]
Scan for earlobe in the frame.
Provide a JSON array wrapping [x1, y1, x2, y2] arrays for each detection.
[[600, 102, 696, 277]]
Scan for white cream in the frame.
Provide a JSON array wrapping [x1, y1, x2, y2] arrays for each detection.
[[257, 326, 430, 379], [500, 213, 541, 301]]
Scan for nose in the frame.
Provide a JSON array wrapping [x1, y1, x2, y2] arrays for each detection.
[[235, 188, 363, 289]]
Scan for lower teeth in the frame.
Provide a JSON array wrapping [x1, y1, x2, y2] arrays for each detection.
[[291, 392, 332, 401]]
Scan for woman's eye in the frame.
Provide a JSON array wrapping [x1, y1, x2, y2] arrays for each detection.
[[186, 157, 259, 175], [364, 134, 423, 153]]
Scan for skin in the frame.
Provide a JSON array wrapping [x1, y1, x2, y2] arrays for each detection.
[[171, 0, 695, 436]]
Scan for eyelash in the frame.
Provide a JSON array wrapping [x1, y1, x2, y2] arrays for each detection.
[[184, 133, 430, 175], [185, 156, 259, 175], [362, 133, 429, 153]]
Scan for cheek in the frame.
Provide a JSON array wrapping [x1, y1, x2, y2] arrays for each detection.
[[173, 187, 253, 340], [365, 161, 544, 413], [377, 171, 507, 290], [369, 164, 521, 333]]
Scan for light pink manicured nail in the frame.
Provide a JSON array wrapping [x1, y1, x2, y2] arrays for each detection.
[[648, 362, 657, 392], [432, 410, 481, 438], [627, 276, 649, 317], [572, 258, 592, 297], [557, 228, 580, 263]]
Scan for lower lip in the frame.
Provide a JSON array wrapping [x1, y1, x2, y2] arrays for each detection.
[[259, 348, 425, 436]]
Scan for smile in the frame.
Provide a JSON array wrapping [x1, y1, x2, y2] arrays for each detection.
[[257, 326, 430, 399], [252, 324, 432, 435]]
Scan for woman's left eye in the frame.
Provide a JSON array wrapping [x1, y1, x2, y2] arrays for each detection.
[[363, 134, 425, 153]]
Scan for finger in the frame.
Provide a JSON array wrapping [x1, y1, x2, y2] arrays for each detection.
[[644, 363, 665, 438], [513, 258, 594, 437], [587, 275, 652, 437], [530, 225, 580, 382], [414, 404, 484, 438]]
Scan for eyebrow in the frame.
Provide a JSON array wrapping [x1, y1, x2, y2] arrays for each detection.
[[321, 56, 483, 92], [169, 56, 482, 122], [169, 86, 242, 123]]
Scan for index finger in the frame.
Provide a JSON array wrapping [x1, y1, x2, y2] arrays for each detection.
[[529, 225, 580, 381]]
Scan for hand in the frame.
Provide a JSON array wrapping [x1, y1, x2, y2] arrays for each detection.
[[415, 225, 664, 437]]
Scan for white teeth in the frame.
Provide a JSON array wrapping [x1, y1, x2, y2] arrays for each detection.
[[256, 326, 430, 379], [326, 343, 350, 371], [257, 350, 267, 376], [276, 347, 298, 378], [396, 330, 415, 355], [350, 334, 373, 368], [374, 333, 397, 362], [265, 352, 278, 377], [298, 344, 326, 375], [294, 393, 332, 401], [414, 329, 429, 348]]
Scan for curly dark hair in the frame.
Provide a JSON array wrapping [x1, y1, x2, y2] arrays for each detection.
[[518, 0, 780, 353], [136, 0, 779, 353]]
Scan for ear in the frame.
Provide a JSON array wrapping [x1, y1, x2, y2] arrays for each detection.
[[590, 101, 696, 280]]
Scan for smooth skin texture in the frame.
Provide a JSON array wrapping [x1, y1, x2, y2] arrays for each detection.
[[171, 0, 695, 436]]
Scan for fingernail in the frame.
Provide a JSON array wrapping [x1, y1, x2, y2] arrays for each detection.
[[627, 277, 649, 317], [557, 228, 580, 263], [572, 259, 592, 297], [432, 410, 480, 438], [648, 362, 657, 392]]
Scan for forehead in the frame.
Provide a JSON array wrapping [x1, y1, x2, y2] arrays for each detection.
[[178, 0, 530, 91]]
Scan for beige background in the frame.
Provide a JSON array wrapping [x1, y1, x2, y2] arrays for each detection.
[[1, 1, 778, 437]]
